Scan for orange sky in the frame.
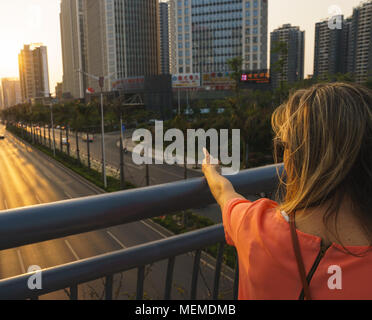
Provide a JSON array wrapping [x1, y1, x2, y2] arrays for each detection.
[[0, 0, 364, 92]]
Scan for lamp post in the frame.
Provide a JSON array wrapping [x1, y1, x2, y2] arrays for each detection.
[[76, 70, 115, 189], [40, 91, 56, 157]]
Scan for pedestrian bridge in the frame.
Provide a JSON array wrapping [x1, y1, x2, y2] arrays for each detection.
[[0, 164, 283, 300]]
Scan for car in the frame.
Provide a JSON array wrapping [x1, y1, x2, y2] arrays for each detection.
[[61, 138, 70, 146], [0, 135, 5, 140], [82, 134, 94, 142]]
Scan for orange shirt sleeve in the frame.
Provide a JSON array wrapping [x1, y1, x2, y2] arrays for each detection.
[[222, 198, 253, 246], [222, 198, 279, 247]]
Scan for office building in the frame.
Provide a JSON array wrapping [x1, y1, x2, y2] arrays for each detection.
[[55, 82, 63, 100], [0, 78, 22, 109], [160, 2, 170, 74], [60, 0, 161, 97], [169, 0, 268, 74], [60, 0, 87, 99], [270, 24, 305, 89], [18, 44, 50, 103], [347, 0, 372, 83]]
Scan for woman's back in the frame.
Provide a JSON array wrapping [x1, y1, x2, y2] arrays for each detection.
[[223, 198, 372, 300], [295, 195, 371, 248]]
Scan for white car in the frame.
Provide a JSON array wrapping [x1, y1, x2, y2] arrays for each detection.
[[61, 138, 69, 145], [82, 134, 94, 142]]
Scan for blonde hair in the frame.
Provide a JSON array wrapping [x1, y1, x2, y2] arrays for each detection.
[[272, 82, 372, 244]]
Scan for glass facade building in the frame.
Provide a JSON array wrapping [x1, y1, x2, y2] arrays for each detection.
[[169, 0, 268, 74], [61, 0, 160, 96]]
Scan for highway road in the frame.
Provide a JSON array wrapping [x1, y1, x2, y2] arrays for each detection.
[[0, 126, 235, 300], [43, 127, 203, 187]]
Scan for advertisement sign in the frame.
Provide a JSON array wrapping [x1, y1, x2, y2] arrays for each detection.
[[201, 72, 235, 90], [112, 77, 145, 91], [172, 74, 201, 88], [202, 72, 234, 86], [240, 70, 270, 84]]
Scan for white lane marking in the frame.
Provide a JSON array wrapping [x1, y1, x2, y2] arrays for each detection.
[[64, 240, 80, 261], [35, 195, 42, 204], [3, 200, 8, 210], [107, 231, 127, 249], [64, 191, 73, 199], [17, 250, 26, 274], [141, 220, 168, 239], [140, 220, 234, 283]]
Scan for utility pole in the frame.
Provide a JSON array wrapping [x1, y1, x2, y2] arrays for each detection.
[[119, 113, 125, 189], [99, 79, 107, 189], [76, 70, 115, 189], [51, 103, 56, 157]]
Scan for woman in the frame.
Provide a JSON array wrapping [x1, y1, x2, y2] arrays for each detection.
[[202, 83, 372, 300]]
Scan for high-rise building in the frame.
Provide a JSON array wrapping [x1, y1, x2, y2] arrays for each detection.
[[60, 0, 87, 99], [0, 78, 22, 109], [60, 0, 161, 97], [18, 44, 50, 103], [55, 82, 63, 100], [169, 0, 268, 75], [347, 0, 372, 83], [160, 2, 170, 74], [270, 24, 305, 89], [314, 16, 351, 78]]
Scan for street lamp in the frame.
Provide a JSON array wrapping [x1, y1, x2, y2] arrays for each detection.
[[76, 70, 115, 189], [40, 90, 56, 157]]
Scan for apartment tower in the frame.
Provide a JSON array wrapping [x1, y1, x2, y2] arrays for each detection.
[[270, 24, 305, 89], [18, 44, 50, 103]]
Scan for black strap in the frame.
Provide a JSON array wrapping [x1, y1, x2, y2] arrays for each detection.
[[289, 213, 312, 300]]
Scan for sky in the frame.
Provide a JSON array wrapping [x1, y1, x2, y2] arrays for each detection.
[[0, 0, 365, 92]]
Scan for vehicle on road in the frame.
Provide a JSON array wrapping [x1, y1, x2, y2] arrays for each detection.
[[82, 134, 94, 142], [0, 135, 5, 140], [61, 138, 70, 146]]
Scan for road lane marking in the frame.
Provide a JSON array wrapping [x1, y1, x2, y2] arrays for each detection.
[[3, 200, 8, 210], [140, 220, 170, 239], [17, 250, 26, 274], [64, 240, 80, 261], [107, 231, 127, 249]]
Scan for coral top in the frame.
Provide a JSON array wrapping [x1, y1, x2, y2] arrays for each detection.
[[223, 198, 372, 300]]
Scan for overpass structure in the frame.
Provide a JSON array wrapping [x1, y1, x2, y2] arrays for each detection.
[[0, 164, 283, 300]]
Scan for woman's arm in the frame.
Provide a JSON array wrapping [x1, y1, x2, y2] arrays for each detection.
[[202, 148, 246, 212]]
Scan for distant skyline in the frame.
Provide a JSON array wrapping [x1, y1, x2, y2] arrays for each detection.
[[0, 0, 365, 92]]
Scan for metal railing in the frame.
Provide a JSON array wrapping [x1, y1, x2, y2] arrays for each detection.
[[0, 164, 283, 300]]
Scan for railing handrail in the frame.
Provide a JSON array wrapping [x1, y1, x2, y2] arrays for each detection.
[[0, 224, 225, 300], [0, 164, 283, 251]]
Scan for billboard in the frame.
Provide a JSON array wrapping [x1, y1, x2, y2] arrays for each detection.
[[240, 70, 270, 84], [112, 77, 145, 91], [202, 72, 234, 86], [172, 74, 201, 88]]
